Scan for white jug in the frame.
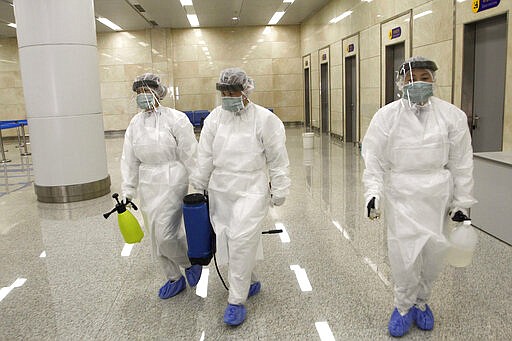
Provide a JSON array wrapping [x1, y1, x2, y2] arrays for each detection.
[[446, 220, 478, 267]]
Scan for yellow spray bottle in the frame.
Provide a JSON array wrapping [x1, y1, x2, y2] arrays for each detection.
[[103, 193, 144, 244]]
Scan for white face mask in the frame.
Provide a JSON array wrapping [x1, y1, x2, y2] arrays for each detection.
[[136, 93, 155, 110], [402, 81, 433, 104], [221, 96, 245, 112]]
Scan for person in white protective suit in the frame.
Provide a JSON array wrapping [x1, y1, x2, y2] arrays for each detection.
[[361, 57, 476, 337], [121, 73, 202, 299], [190, 68, 291, 326]]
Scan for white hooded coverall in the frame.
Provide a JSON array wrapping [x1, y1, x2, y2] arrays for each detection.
[[362, 97, 476, 311], [121, 106, 197, 281], [191, 103, 291, 305]]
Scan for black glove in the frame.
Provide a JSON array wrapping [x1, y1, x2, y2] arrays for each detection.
[[366, 197, 380, 220], [451, 210, 470, 222]]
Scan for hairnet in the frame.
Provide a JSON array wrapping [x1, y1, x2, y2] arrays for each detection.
[[132, 73, 168, 99], [396, 56, 437, 90], [216, 68, 255, 95]]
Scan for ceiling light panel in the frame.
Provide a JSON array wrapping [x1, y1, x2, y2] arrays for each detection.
[[127, 0, 188, 28], [94, 0, 151, 32]]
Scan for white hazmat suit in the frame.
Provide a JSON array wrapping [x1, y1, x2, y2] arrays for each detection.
[[191, 102, 290, 305], [121, 106, 197, 282], [362, 96, 476, 312]]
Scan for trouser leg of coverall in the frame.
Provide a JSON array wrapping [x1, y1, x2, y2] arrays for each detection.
[[417, 238, 447, 304], [389, 238, 421, 313], [227, 229, 261, 305], [155, 209, 191, 282], [390, 238, 447, 312]]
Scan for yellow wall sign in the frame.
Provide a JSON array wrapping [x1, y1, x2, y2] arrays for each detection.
[[472, 0, 501, 13]]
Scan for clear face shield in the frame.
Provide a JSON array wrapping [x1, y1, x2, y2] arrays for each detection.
[[130, 77, 168, 113], [396, 60, 437, 106], [134, 87, 160, 112]]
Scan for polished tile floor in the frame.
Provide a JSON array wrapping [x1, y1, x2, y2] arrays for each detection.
[[1, 127, 511, 340]]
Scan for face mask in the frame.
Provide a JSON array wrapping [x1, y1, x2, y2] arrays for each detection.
[[221, 96, 244, 112], [136, 93, 155, 110], [402, 81, 433, 104]]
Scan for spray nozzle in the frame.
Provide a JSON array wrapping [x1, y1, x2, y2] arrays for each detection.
[[103, 193, 138, 219]]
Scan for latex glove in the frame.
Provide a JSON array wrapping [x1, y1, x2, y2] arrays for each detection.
[[271, 196, 285, 207], [366, 196, 381, 220], [449, 207, 469, 222]]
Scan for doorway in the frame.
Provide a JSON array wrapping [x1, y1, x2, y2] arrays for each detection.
[[385, 42, 405, 105], [320, 62, 329, 133], [462, 14, 507, 152], [304, 67, 311, 130], [345, 55, 357, 143]]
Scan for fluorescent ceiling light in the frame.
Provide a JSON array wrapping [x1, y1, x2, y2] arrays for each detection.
[[7, 23, 16, 28], [413, 10, 433, 20], [268, 11, 285, 25], [97, 17, 122, 31], [290, 265, 312, 291], [39, 251, 46, 258], [332, 220, 351, 240], [0, 278, 27, 302], [180, 0, 193, 6], [329, 10, 352, 24], [121, 243, 134, 257], [187, 14, 200, 27], [283, 0, 295, 3], [275, 222, 290, 243], [364, 257, 391, 286], [315, 321, 336, 341], [195, 268, 209, 298]]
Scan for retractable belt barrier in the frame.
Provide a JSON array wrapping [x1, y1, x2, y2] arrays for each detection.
[[0, 120, 30, 164]]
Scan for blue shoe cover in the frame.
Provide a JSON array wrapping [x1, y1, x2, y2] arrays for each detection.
[[158, 276, 186, 299], [414, 304, 434, 330], [388, 308, 415, 337], [223, 304, 247, 326], [248, 281, 261, 298], [185, 265, 202, 287]]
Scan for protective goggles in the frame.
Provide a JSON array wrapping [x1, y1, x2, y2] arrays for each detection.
[[215, 83, 244, 92], [132, 79, 159, 92]]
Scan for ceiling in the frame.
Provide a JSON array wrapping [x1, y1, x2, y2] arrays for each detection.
[[0, 0, 331, 38]]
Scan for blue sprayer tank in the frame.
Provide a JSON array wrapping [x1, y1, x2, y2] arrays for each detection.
[[183, 193, 215, 265]]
